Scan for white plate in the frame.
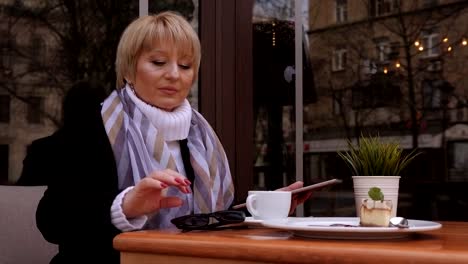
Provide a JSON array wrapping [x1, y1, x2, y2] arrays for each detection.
[[261, 217, 442, 240]]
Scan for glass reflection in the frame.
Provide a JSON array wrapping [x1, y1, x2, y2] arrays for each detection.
[[252, 0, 468, 220], [0, 0, 199, 185]]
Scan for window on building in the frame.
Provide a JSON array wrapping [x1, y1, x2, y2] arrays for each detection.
[[426, 59, 443, 72], [1, 47, 12, 70], [422, 79, 441, 109], [0, 95, 10, 123], [352, 73, 401, 108], [375, 40, 400, 63], [388, 42, 400, 60], [332, 90, 346, 115], [335, 0, 348, 23], [450, 141, 468, 169], [371, 0, 400, 16], [422, 79, 453, 109], [375, 38, 390, 62], [361, 59, 378, 76], [29, 35, 45, 70], [27, 96, 43, 124], [332, 49, 347, 72], [447, 141, 468, 181], [421, 32, 440, 58]]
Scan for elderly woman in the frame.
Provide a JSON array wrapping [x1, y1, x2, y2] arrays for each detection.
[[35, 11, 307, 264]]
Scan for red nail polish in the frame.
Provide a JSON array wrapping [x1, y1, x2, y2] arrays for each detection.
[[175, 178, 184, 184], [184, 179, 191, 185], [160, 183, 168, 188]]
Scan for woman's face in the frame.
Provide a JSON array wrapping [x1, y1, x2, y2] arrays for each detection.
[[132, 42, 195, 111]]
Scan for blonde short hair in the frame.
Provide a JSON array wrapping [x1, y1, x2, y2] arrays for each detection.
[[115, 11, 201, 89]]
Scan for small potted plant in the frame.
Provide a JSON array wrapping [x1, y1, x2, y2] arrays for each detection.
[[337, 134, 421, 217]]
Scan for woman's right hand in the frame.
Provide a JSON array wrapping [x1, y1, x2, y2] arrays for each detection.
[[122, 169, 191, 218]]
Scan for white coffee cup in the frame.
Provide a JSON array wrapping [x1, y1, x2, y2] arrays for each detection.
[[246, 191, 291, 220]]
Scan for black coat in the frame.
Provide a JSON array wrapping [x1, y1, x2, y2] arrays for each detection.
[[17, 134, 58, 186], [35, 102, 121, 264]]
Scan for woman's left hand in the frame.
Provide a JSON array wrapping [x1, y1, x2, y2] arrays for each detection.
[[277, 181, 313, 215]]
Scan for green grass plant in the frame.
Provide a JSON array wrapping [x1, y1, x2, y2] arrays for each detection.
[[338, 134, 421, 176]]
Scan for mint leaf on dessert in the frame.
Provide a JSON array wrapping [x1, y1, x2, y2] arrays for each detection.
[[368, 187, 384, 201]]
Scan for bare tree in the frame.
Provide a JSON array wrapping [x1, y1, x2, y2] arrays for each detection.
[[0, 0, 195, 127]]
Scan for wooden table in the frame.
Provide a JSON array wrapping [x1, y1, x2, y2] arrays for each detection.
[[113, 221, 468, 264]]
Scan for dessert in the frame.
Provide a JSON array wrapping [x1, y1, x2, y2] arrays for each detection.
[[359, 187, 392, 227], [360, 199, 392, 227]]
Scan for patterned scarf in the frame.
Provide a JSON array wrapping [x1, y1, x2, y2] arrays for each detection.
[[101, 86, 235, 229]]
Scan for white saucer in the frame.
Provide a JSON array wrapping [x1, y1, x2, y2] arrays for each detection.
[[243, 217, 264, 226]]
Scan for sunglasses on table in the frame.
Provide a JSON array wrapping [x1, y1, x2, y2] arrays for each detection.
[[171, 210, 246, 231]]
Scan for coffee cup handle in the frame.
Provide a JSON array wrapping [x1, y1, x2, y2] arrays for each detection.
[[246, 194, 259, 218]]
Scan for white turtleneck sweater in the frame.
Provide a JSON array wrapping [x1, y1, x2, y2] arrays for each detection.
[[110, 87, 192, 231]]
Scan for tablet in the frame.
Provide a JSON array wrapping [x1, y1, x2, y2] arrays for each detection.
[[232, 178, 342, 209], [291, 178, 342, 194]]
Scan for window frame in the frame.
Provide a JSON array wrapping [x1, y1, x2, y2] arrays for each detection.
[[335, 0, 348, 23], [332, 48, 347, 72], [373, 0, 399, 17], [421, 32, 440, 58]]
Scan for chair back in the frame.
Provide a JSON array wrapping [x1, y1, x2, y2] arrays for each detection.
[[0, 185, 57, 264]]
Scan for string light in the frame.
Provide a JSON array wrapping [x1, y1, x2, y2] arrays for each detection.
[[272, 21, 276, 47], [462, 39, 467, 46], [447, 46, 452, 52], [396, 62, 401, 68], [443, 37, 448, 42], [414, 41, 420, 46], [383, 67, 388, 74], [418, 46, 424, 51]]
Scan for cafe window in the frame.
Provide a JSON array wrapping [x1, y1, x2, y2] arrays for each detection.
[[335, 0, 348, 23], [248, 0, 468, 222], [0, 95, 10, 123], [27, 96, 43, 124]]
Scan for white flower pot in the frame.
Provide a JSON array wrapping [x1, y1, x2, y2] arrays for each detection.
[[352, 176, 400, 218]]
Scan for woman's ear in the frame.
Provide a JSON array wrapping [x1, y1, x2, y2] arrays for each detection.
[[124, 78, 136, 88]]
